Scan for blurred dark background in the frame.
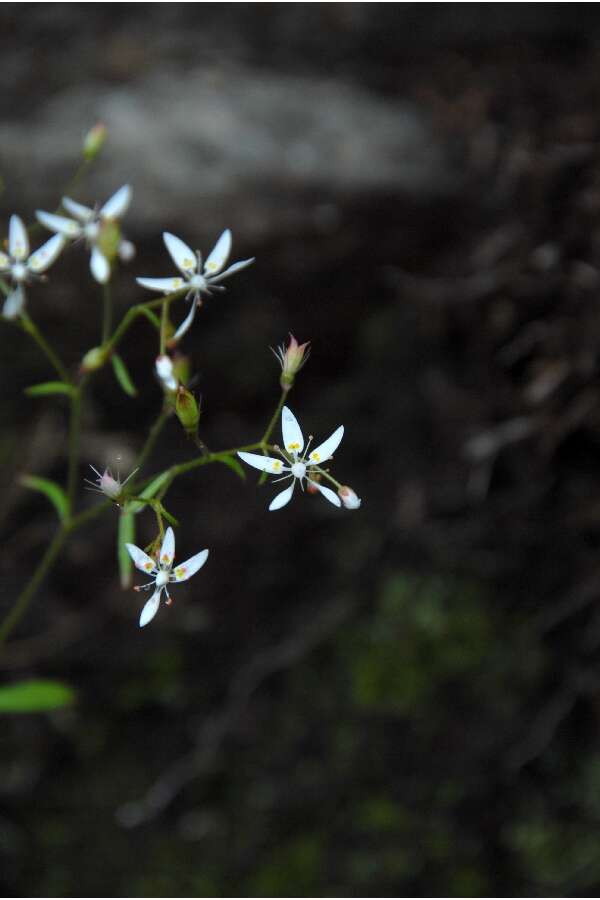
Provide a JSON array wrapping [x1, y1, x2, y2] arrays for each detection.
[[5, 3, 600, 895]]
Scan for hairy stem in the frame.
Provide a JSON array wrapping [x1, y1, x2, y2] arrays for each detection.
[[135, 408, 171, 474], [67, 384, 83, 511]]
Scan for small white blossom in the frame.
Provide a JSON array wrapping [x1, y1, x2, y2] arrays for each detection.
[[338, 485, 362, 509], [238, 406, 344, 511], [84, 464, 138, 502], [126, 526, 209, 627], [36, 185, 133, 284], [155, 354, 178, 392], [136, 229, 254, 341], [0, 215, 65, 319]]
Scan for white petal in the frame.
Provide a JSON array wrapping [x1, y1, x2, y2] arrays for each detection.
[[61, 196, 94, 222], [27, 234, 65, 273], [163, 232, 197, 275], [308, 480, 341, 507], [203, 229, 231, 276], [136, 275, 185, 293], [0, 251, 10, 270], [118, 239, 136, 262], [155, 354, 177, 390], [2, 285, 25, 319], [125, 543, 157, 574], [172, 549, 209, 582], [209, 258, 255, 284], [281, 406, 304, 455], [139, 591, 161, 627], [237, 451, 288, 475], [90, 246, 110, 283], [308, 425, 344, 465], [100, 184, 132, 220], [173, 297, 198, 341], [269, 482, 295, 511], [35, 210, 81, 239], [9, 215, 29, 261], [159, 527, 175, 567]]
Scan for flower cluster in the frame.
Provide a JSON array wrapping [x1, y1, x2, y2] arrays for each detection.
[[3, 153, 362, 632]]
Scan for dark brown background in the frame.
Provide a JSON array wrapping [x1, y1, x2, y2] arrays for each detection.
[[4, 3, 600, 895]]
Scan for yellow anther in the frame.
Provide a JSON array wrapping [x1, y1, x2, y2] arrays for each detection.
[[310, 452, 321, 462], [288, 442, 300, 450]]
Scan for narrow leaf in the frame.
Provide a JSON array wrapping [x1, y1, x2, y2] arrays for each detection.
[[25, 381, 74, 398], [118, 509, 135, 588], [127, 471, 172, 514], [21, 475, 69, 521], [0, 679, 75, 713], [111, 353, 138, 397], [158, 504, 180, 527], [215, 453, 246, 480], [138, 307, 161, 330]]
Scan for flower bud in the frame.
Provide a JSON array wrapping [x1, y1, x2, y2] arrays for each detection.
[[273, 334, 310, 391], [156, 355, 178, 392], [83, 123, 108, 161], [338, 485, 361, 510], [81, 345, 109, 372], [175, 386, 200, 437], [172, 353, 191, 387]]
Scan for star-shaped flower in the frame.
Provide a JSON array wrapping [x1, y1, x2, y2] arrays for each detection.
[[0, 215, 65, 319], [36, 184, 134, 284], [238, 406, 344, 511], [136, 229, 254, 341], [126, 526, 209, 627]]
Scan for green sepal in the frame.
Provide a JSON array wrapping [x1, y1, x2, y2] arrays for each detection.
[[25, 381, 74, 398], [21, 475, 70, 521], [111, 352, 138, 398], [0, 679, 75, 713]]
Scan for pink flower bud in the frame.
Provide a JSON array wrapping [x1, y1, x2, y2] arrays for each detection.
[[338, 485, 361, 510], [272, 334, 310, 390]]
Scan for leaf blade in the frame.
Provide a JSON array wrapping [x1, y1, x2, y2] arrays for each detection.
[[111, 352, 138, 398], [21, 475, 70, 521], [25, 381, 74, 398], [0, 679, 75, 713]]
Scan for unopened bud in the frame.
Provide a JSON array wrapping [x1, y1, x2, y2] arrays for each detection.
[[272, 333, 310, 391], [81, 345, 109, 372], [172, 353, 191, 387], [175, 386, 200, 436], [156, 354, 178, 392], [338, 485, 361, 510], [83, 123, 108, 161], [306, 475, 320, 495]]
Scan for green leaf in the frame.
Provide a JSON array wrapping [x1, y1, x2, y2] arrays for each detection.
[[0, 679, 75, 713], [127, 471, 172, 514], [158, 504, 179, 528], [214, 453, 246, 480], [118, 509, 135, 588], [138, 307, 161, 330], [21, 475, 69, 521], [25, 381, 74, 398], [111, 353, 138, 398]]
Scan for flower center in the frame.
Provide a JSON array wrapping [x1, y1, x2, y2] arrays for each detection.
[[291, 461, 306, 480], [188, 273, 207, 291], [11, 262, 27, 282], [84, 221, 100, 242], [156, 570, 170, 587]]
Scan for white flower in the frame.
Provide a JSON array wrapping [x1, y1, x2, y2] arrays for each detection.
[[84, 464, 138, 502], [136, 229, 254, 341], [126, 526, 209, 627], [36, 184, 133, 284], [155, 354, 178, 392], [238, 406, 344, 511], [338, 485, 362, 509], [0, 215, 65, 319]]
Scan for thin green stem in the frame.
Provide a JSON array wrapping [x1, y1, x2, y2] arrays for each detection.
[[0, 528, 67, 646], [20, 312, 70, 383], [312, 465, 342, 491], [67, 383, 84, 512], [102, 282, 113, 343], [261, 389, 287, 447], [160, 300, 168, 354], [105, 289, 186, 356], [135, 408, 171, 474]]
